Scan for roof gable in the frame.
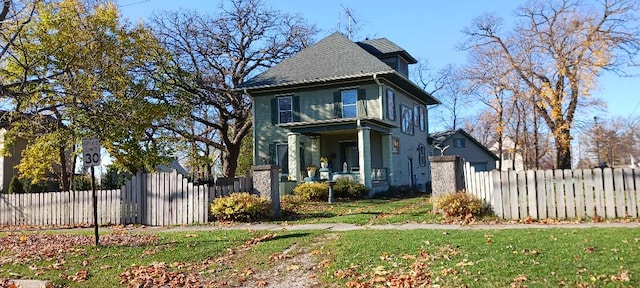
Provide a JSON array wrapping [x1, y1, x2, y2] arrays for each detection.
[[239, 32, 395, 89], [429, 129, 499, 160]]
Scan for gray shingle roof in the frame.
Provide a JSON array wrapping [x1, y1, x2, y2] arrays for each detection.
[[239, 32, 396, 89], [428, 129, 459, 144], [429, 129, 499, 160], [356, 38, 417, 64]]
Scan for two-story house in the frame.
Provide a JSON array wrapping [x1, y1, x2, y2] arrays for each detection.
[[239, 32, 439, 195]]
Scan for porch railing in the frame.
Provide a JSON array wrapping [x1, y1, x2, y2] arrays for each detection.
[[371, 168, 388, 181]]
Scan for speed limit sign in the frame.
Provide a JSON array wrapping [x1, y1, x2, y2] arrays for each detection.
[[82, 137, 101, 167]]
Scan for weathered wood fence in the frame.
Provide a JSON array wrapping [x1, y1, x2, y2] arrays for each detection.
[[463, 164, 640, 220], [0, 170, 253, 227]]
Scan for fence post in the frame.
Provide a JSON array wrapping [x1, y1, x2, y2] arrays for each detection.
[[252, 165, 280, 218], [428, 155, 466, 198]]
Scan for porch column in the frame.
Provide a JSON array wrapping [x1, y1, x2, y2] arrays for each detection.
[[310, 136, 320, 167], [287, 132, 301, 182], [381, 133, 394, 186], [357, 127, 372, 189]]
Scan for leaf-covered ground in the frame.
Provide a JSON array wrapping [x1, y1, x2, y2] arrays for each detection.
[[2, 226, 639, 287]]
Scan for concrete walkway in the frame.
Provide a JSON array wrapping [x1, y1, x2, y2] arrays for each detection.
[[131, 221, 640, 233]]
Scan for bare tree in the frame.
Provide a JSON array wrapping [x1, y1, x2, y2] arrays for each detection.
[[585, 116, 639, 167], [151, 0, 316, 177], [460, 0, 640, 169], [428, 65, 473, 130]]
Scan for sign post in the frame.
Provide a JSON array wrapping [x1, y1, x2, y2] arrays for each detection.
[[82, 137, 101, 246]]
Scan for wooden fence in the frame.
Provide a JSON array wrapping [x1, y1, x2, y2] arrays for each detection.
[[463, 164, 640, 220], [0, 170, 253, 227]]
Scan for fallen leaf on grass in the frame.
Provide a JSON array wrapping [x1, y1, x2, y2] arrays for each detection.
[[455, 259, 475, 267], [510, 275, 528, 287], [269, 253, 292, 261], [373, 265, 388, 276], [610, 270, 630, 282], [441, 268, 458, 276], [286, 264, 300, 271], [73, 269, 89, 282]]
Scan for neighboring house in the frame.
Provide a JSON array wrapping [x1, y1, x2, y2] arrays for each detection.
[[489, 136, 525, 171], [0, 113, 70, 193], [0, 122, 27, 193], [428, 129, 498, 172], [240, 32, 439, 195]]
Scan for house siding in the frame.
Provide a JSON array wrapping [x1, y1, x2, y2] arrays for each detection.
[[0, 128, 27, 193], [253, 82, 382, 166], [252, 81, 431, 190], [387, 88, 430, 189]]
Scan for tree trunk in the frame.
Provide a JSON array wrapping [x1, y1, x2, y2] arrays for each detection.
[[59, 145, 70, 191], [222, 142, 241, 177], [554, 128, 572, 169]]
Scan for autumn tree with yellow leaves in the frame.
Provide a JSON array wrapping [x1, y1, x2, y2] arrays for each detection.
[[2, 0, 169, 189]]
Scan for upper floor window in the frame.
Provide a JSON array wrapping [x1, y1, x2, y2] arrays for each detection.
[[419, 106, 425, 131], [386, 89, 396, 121], [271, 95, 299, 124], [278, 96, 292, 123], [401, 105, 413, 135], [341, 89, 357, 118], [413, 104, 420, 127], [453, 138, 466, 148]]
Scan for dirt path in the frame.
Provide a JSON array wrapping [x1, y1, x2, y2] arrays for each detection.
[[240, 233, 340, 288]]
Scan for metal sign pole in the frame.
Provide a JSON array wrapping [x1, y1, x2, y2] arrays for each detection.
[[91, 165, 99, 246], [83, 137, 101, 246]]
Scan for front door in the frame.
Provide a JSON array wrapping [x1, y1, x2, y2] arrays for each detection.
[[340, 141, 358, 172]]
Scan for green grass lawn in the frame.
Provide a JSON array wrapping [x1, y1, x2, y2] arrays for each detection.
[[325, 228, 639, 287], [1, 195, 639, 287], [1, 228, 638, 287], [278, 194, 447, 225]]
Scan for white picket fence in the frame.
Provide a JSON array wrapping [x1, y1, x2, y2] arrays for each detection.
[[464, 164, 640, 220], [0, 170, 253, 226]]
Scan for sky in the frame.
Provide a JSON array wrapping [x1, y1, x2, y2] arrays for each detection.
[[117, 0, 640, 131]]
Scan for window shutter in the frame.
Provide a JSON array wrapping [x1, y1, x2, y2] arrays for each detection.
[[357, 89, 366, 116], [268, 143, 276, 165], [292, 95, 300, 122], [333, 92, 342, 118], [271, 98, 278, 124], [299, 144, 305, 169]]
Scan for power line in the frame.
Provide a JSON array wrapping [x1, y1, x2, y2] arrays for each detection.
[[118, 0, 151, 8]]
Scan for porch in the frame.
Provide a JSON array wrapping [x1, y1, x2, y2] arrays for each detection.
[[280, 118, 395, 195]]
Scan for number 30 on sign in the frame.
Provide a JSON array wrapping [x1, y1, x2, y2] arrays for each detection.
[[82, 137, 101, 167]]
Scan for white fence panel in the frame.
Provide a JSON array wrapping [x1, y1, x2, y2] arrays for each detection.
[[463, 166, 637, 220]]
